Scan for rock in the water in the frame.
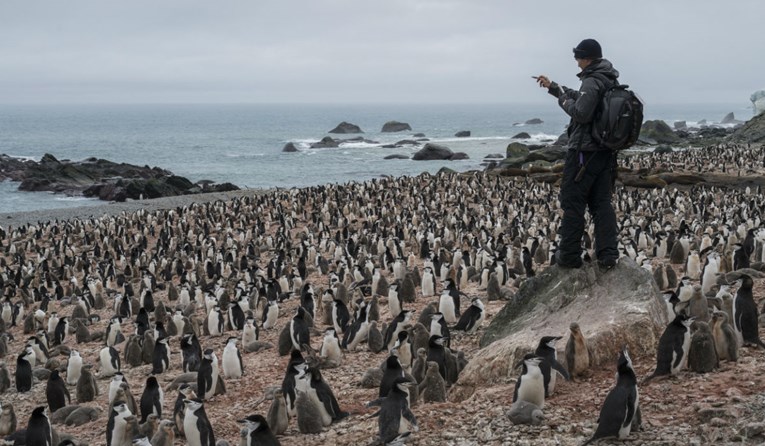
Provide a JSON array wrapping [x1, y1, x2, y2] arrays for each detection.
[[451, 258, 665, 402], [673, 121, 687, 130], [449, 152, 469, 161], [525, 118, 543, 125], [381, 121, 412, 133], [328, 121, 363, 134], [454, 130, 471, 137], [384, 154, 409, 160], [282, 142, 299, 152], [720, 112, 739, 124], [309, 136, 339, 149], [506, 142, 530, 158], [513, 132, 531, 139], [640, 120, 680, 144], [654, 145, 673, 154], [412, 143, 454, 161]]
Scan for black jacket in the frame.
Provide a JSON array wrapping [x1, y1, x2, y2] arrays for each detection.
[[548, 59, 619, 151]]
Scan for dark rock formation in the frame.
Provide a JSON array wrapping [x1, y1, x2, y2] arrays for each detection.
[[674, 121, 687, 130], [449, 152, 470, 160], [381, 121, 412, 133], [328, 121, 363, 134], [525, 118, 543, 125], [282, 142, 299, 152], [455, 131, 471, 137], [0, 153, 239, 202], [732, 112, 765, 143], [310, 137, 340, 149], [412, 143, 454, 161], [506, 143, 529, 158], [654, 145, 673, 154], [500, 146, 565, 169], [384, 154, 409, 160], [512, 132, 531, 139], [412, 133, 426, 137], [640, 120, 680, 144], [720, 112, 739, 125]]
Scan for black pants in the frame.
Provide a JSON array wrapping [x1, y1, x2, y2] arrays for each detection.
[[558, 149, 619, 264]]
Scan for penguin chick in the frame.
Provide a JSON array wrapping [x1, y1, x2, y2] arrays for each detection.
[[565, 322, 590, 380], [150, 419, 175, 446], [583, 347, 639, 445], [710, 310, 739, 362], [687, 321, 718, 373], [266, 388, 289, 437], [507, 400, 544, 426], [419, 361, 446, 403], [0, 402, 17, 436], [76, 365, 99, 403], [367, 321, 385, 354], [237, 414, 281, 446]]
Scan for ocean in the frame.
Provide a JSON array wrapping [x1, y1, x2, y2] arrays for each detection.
[[0, 102, 753, 213]]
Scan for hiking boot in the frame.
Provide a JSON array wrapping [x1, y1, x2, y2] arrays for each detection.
[[597, 257, 617, 271], [554, 250, 583, 269]]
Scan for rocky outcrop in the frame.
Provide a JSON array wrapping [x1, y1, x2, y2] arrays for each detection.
[[752, 90, 765, 115], [282, 142, 299, 152], [731, 111, 765, 143], [451, 258, 665, 401], [412, 143, 453, 160], [455, 131, 471, 137], [721, 113, 743, 125], [381, 121, 412, 133], [328, 121, 363, 134], [512, 132, 531, 139], [450, 152, 470, 160], [525, 118, 543, 125], [0, 153, 239, 202], [640, 120, 680, 144], [506, 143, 530, 158], [500, 146, 566, 168], [383, 154, 409, 160], [310, 137, 340, 149]]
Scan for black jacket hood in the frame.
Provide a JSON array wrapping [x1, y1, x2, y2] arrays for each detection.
[[577, 58, 619, 81]]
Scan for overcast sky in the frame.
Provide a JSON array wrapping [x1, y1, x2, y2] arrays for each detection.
[[1, 0, 762, 105]]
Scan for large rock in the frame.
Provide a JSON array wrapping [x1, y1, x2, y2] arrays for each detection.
[[732, 111, 765, 143], [282, 142, 299, 152], [512, 132, 531, 139], [412, 143, 454, 161], [455, 130, 471, 137], [328, 121, 363, 134], [310, 136, 339, 149], [381, 121, 412, 133], [721, 113, 742, 125], [525, 118, 543, 125], [752, 90, 765, 116], [449, 152, 470, 160], [450, 258, 665, 401], [384, 154, 409, 160], [640, 120, 680, 144], [506, 142, 530, 158]]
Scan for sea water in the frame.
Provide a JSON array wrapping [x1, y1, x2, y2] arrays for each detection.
[[0, 102, 751, 213]]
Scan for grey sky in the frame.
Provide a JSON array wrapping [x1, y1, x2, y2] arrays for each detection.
[[1, 0, 762, 105]]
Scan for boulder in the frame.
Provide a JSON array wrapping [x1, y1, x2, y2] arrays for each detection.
[[721, 112, 739, 124], [654, 145, 673, 154], [282, 142, 299, 152], [506, 142, 529, 158], [524, 146, 566, 163], [525, 118, 543, 125], [437, 167, 457, 175], [513, 132, 531, 139], [449, 152, 470, 160], [752, 90, 765, 116], [450, 258, 665, 401], [412, 133, 426, 137], [732, 111, 765, 143], [455, 131, 471, 137], [328, 121, 363, 134], [381, 121, 412, 133], [640, 120, 680, 144], [412, 143, 454, 161], [384, 154, 409, 160], [673, 121, 687, 130], [310, 136, 339, 149], [485, 154, 504, 159]]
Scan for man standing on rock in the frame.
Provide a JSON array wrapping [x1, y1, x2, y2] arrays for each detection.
[[534, 38, 619, 269]]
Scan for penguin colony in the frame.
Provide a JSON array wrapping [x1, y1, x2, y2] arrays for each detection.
[[0, 143, 762, 445]]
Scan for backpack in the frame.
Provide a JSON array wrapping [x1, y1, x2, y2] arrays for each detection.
[[590, 80, 644, 151]]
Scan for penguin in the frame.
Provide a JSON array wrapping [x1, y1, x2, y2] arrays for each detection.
[[262, 298, 279, 330], [384, 310, 413, 351], [100, 346, 121, 377], [242, 317, 259, 346], [583, 347, 639, 445], [222, 337, 244, 379], [183, 398, 216, 446], [710, 310, 739, 362], [151, 336, 170, 374], [732, 274, 765, 348], [151, 418, 175, 446], [367, 320, 385, 354], [173, 384, 196, 438], [343, 300, 370, 351], [25, 406, 53, 446], [687, 284, 709, 323], [76, 365, 99, 403], [107, 401, 132, 446], [320, 329, 343, 366], [646, 313, 693, 381], [66, 349, 83, 386], [135, 308, 150, 336], [207, 305, 224, 337], [181, 333, 202, 373], [0, 402, 17, 436], [0, 363, 8, 394], [28, 335, 49, 364], [198, 349, 219, 400], [522, 246, 534, 277], [387, 283, 402, 319], [393, 331, 413, 372], [565, 322, 590, 380], [421, 267, 436, 297], [46, 311, 59, 337], [290, 306, 311, 351], [228, 301, 245, 331], [437, 288, 458, 324], [294, 365, 326, 434], [512, 354, 545, 409], [53, 316, 69, 346], [306, 365, 348, 422], [105, 316, 125, 348], [45, 370, 71, 413], [368, 377, 418, 444], [419, 361, 447, 403], [266, 388, 289, 437], [331, 299, 350, 334], [282, 350, 306, 418], [534, 336, 570, 397], [429, 312, 451, 349], [426, 335, 449, 383], [139, 376, 163, 423], [507, 400, 545, 426], [687, 321, 718, 373], [453, 298, 484, 333], [124, 334, 144, 367], [238, 414, 281, 446], [411, 347, 428, 384], [16, 348, 34, 392], [732, 243, 750, 270]]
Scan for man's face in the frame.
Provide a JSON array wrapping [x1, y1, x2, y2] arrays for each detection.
[[576, 57, 592, 71]]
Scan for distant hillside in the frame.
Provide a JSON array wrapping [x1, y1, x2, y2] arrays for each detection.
[[732, 111, 765, 143]]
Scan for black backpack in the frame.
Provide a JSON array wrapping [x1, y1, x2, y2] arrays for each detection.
[[590, 78, 643, 151]]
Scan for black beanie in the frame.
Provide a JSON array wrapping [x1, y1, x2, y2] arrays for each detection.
[[573, 39, 602, 59]]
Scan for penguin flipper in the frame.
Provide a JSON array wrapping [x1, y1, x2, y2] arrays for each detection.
[[552, 360, 571, 381], [367, 397, 385, 408], [623, 389, 636, 429]]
